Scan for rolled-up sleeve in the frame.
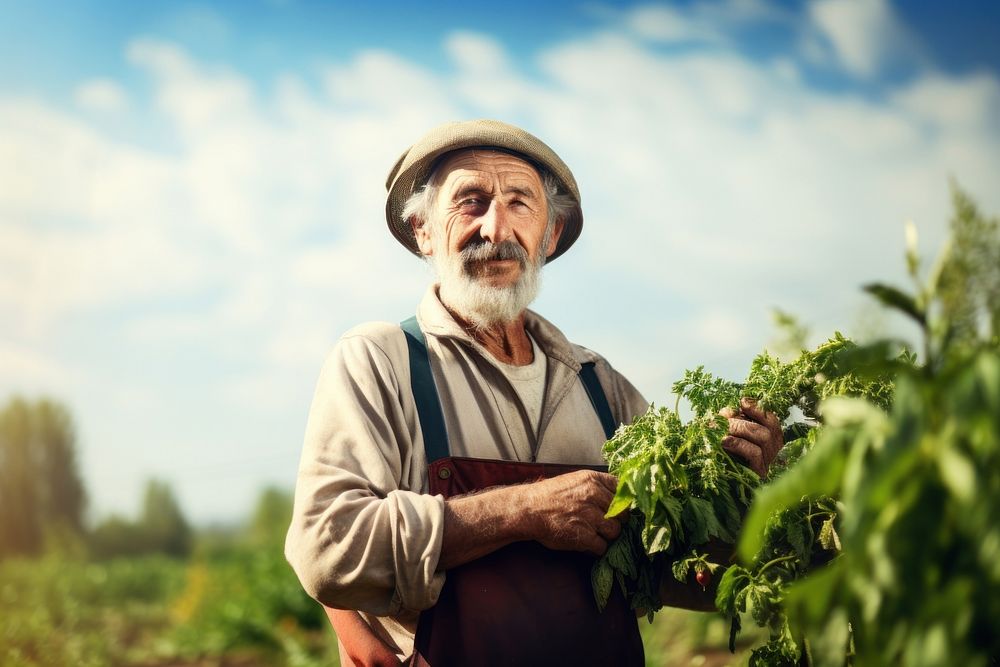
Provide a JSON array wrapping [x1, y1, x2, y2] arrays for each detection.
[[285, 330, 446, 615]]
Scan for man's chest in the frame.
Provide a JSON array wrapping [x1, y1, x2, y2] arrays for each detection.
[[426, 345, 608, 465]]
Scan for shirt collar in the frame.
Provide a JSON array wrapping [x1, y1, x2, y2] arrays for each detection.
[[415, 284, 588, 371]]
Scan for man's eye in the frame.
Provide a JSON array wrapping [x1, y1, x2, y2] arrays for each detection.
[[459, 198, 486, 210]]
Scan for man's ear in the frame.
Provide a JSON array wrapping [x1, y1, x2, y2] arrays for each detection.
[[410, 217, 434, 256], [545, 218, 566, 258]]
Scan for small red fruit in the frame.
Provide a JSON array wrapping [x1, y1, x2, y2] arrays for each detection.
[[695, 570, 712, 588]]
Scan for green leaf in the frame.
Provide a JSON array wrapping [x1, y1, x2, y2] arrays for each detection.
[[681, 496, 723, 545], [748, 579, 782, 628], [605, 491, 634, 519], [784, 517, 809, 563], [605, 530, 637, 580], [748, 641, 798, 667], [818, 517, 841, 551], [863, 282, 926, 326], [642, 523, 673, 554], [661, 495, 684, 529], [591, 558, 613, 611], [714, 565, 750, 616], [671, 558, 690, 583], [728, 613, 742, 654], [712, 490, 741, 542], [782, 558, 844, 627], [935, 445, 976, 503]]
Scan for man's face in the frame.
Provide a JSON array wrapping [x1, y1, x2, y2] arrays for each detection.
[[418, 150, 558, 287], [411, 149, 564, 327]]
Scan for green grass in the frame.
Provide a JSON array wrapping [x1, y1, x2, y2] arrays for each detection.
[[0, 547, 338, 667], [2, 548, 761, 667], [1, 555, 186, 666]]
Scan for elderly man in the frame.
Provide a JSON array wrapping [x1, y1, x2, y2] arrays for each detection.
[[286, 120, 783, 666]]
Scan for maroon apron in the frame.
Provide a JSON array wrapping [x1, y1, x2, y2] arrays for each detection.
[[409, 456, 644, 667]]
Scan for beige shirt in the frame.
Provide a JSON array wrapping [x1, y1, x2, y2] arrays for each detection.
[[285, 286, 649, 656], [496, 332, 546, 436]]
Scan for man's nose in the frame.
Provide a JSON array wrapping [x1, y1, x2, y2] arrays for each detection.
[[477, 201, 511, 244]]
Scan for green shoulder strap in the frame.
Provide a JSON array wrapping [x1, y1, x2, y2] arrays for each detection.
[[400, 317, 450, 463]]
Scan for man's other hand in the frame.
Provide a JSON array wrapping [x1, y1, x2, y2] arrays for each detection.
[[525, 470, 624, 556], [720, 397, 784, 478]]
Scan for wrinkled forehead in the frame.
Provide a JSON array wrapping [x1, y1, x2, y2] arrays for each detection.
[[428, 147, 544, 189]]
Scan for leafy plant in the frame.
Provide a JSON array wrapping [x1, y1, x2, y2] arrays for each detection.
[[738, 189, 1000, 666], [597, 186, 999, 666], [593, 333, 890, 662]]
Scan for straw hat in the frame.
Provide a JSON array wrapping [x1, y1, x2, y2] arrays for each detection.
[[385, 119, 583, 262]]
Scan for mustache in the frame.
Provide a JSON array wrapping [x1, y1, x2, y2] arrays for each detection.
[[459, 239, 528, 268]]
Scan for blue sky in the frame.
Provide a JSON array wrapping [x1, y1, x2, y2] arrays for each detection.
[[3, 0, 999, 524]]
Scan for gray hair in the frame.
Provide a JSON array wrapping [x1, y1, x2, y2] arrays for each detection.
[[401, 160, 576, 258]]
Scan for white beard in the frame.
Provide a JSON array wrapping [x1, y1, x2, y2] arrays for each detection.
[[432, 239, 544, 329]]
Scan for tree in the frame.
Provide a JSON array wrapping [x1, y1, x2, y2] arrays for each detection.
[[35, 399, 87, 533], [89, 478, 192, 559], [0, 397, 87, 558], [89, 515, 148, 558], [140, 478, 192, 557], [247, 486, 293, 546]]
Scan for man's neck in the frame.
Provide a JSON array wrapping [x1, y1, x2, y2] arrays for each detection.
[[445, 306, 534, 366]]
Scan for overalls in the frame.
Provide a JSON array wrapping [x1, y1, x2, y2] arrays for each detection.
[[337, 318, 645, 667]]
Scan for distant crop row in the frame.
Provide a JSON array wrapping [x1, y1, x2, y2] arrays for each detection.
[[0, 543, 338, 667]]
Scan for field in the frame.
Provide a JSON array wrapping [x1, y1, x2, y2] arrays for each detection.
[[0, 546, 762, 667]]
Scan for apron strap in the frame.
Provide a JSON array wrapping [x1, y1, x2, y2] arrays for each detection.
[[401, 318, 619, 462], [579, 362, 616, 440], [401, 316, 450, 463]]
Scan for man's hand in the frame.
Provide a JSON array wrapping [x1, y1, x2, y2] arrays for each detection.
[[524, 470, 624, 556], [439, 469, 624, 571], [720, 397, 783, 478]]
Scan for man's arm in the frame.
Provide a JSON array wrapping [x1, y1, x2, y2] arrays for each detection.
[[286, 328, 447, 615], [438, 469, 624, 570]]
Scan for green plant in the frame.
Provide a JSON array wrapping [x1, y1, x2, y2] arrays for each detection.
[[593, 333, 891, 663], [597, 186, 999, 666], [739, 192, 1000, 666]]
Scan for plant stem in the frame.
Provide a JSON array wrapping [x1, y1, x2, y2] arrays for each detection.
[[758, 555, 797, 574], [798, 636, 813, 667]]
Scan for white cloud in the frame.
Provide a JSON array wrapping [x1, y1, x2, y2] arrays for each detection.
[[74, 79, 129, 113], [0, 339, 76, 395], [807, 0, 914, 77], [446, 31, 511, 73], [625, 5, 727, 44], [892, 72, 1000, 131], [322, 50, 457, 123], [127, 38, 259, 146], [447, 33, 549, 115], [526, 25, 1000, 311], [621, 0, 789, 45]]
